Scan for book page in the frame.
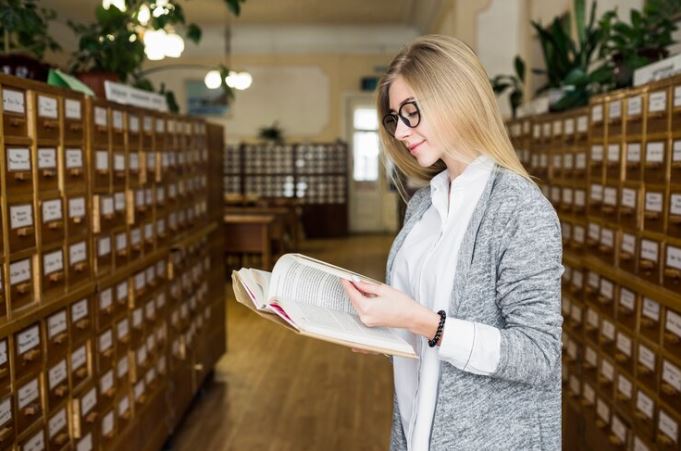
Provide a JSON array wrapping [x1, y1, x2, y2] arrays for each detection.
[[268, 254, 355, 314], [236, 268, 271, 310]]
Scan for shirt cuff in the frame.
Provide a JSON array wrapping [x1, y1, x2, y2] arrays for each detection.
[[437, 317, 501, 376]]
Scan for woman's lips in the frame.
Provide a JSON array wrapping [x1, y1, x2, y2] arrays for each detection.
[[409, 141, 425, 154]]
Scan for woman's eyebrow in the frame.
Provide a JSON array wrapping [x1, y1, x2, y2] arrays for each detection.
[[389, 97, 415, 113]]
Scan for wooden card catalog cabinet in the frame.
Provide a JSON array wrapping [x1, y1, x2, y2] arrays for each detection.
[[46, 358, 68, 411], [626, 91, 644, 136], [95, 287, 114, 331], [585, 268, 600, 303], [128, 112, 140, 148], [599, 224, 617, 266], [112, 191, 126, 228], [155, 116, 166, 150], [620, 184, 641, 230], [643, 185, 667, 233], [67, 240, 90, 286], [582, 344, 597, 384], [46, 309, 68, 362], [669, 188, 681, 238], [0, 390, 15, 447], [615, 372, 634, 415], [33, 92, 59, 140], [94, 233, 112, 276], [0, 339, 9, 386], [72, 385, 98, 438], [9, 257, 34, 311], [562, 149, 575, 178], [36, 146, 58, 192], [616, 287, 638, 331], [672, 139, 681, 181], [17, 426, 46, 451], [99, 370, 116, 408], [147, 149, 159, 183], [605, 143, 622, 182], [143, 221, 155, 253], [657, 408, 680, 450], [70, 297, 92, 344], [115, 280, 129, 311], [13, 323, 41, 378], [640, 297, 662, 343], [92, 104, 109, 146], [664, 307, 681, 359], [74, 431, 95, 451], [637, 341, 659, 392], [66, 195, 87, 238], [100, 408, 115, 444], [645, 141, 670, 186], [132, 270, 146, 304], [131, 306, 144, 345], [116, 393, 131, 431], [113, 151, 126, 188], [63, 96, 84, 142], [96, 329, 114, 372], [664, 241, 681, 290], [615, 329, 634, 373], [624, 140, 644, 182], [595, 397, 611, 429], [111, 109, 124, 147], [638, 234, 662, 284], [47, 406, 70, 450], [619, 230, 638, 275], [40, 196, 65, 245], [128, 149, 141, 187], [607, 96, 624, 137], [634, 387, 656, 439], [133, 379, 146, 406], [116, 316, 130, 348], [660, 358, 681, 409], [609, 413, 629, 449], [113, 228, 128, 268], [93, 194, 115, 234], [2, 86, 28, 138], [589, 184, 604, 218], [41, 248, 65, 297], [129, 226, 142, 259], [70, 342, 91, 391], [7, 200, 35, 253], [591, 101, 605, 138], [600, 319, 617, 357], [142, 115, 154, 148], [92, 149, 110, 192], [646, 86, 670, 135], [134, 188, 148, 222], [62, 147, 86, 191], [581, 380, 595, 408]]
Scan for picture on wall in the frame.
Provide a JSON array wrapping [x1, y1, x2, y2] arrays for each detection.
[[186, 79, 230, 116]]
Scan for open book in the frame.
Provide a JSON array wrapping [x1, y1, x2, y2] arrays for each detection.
[[231, 253, 417, 359]]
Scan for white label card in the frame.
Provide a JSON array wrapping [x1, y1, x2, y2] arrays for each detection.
[[48, 407, 67, 438], [10, 259, 31, 285], [667, 246, 681, 270], [649, 91, 667, 113], [646, 142, 665, 163], [641, 239, 659, 261], [643, 298, 660, 321], [639, 344, 656, 370], [666, 310, 681, 337], [592, 105, 603, 122], [69, 197, 85, 218], [18, 377, 39, 409], [10, 203, 33, 229], [659, 411, 678, 442], [38, 95, 58, 118], [7, 147, 31, 171], [0, 398, 10, 427], [628, 96, 642, 116], [43, 250, 64, 275], [48, 359, 67, 389], [65, 148, 83, 169], [627, 143, 641, 162], [3, 89, 25, 114], [98, 236, 111, 256], [70, 241, 87, 264], [636, 391, 654, 418], [38, 148, 57, 169], [71, 345, 87, 370], [65, 99, 81, 119], [95, 107, 107, 126], [17, 324, 40, 355], [645, 192, 663, 212], [96, 151, 109, 170], [42, 198, 63, 222], [663, 360, 681, 391], [71, 298, 88, 322]]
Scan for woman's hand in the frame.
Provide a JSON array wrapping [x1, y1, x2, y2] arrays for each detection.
[[340, 279, 440, 339]]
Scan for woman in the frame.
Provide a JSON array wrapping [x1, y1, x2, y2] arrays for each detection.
[[341, 35, 563, 450]]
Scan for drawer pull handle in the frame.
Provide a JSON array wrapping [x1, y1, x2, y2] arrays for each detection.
[[637, 363, 652, 374], [69, 122, 82, 131], [118, 249, 129, 257], [103, 348, 113, 358], [22, 405, 37, 416], [104, 305, 113, 315], [665, 331, 681, 344], [55, 432, 69, 445], [17, 226, 34, 237], [96, 169, 108, 175], [615, 391, 627, 401], [671, 215, 681, 224], [0, 367, 7, 379], [644, 210, 660, 219], [598, 244, 610, 253], [75, 367, 88, 378], [22, 349, 40, 362], [615, 353, 627, 362], [103, 213, 114, 221], [53, 332, 67, 344], [620, 251, 632, 261], [9, 117, 23, 127], [103, 388, 114, 398], [72, 216, 83, 224], [602, 206, 615, 214], [16, 282, 30, 294], [43, 120, 57, 129], [661, 382, 678, 396], [640, 317, 655, 328], [116, 172, 126, 178], [639, 260, 654, 270], [75, 319, 89, 330], [119, 335, 129, 344], [620, 207, 632, 215], [13, 172, 29, 181], [85, 412, 97, 423], [74, 262, 87, 272], [41, 169, 56, 178], [657, 434, 674, 446], [55, 384, 67, 397], [598, 295, 611, 304], [618, 307, 633, 316], [120, 410, 131, 420], [47, 220, 63, 230], [580, 398, 593, 407], [0, 426, 12, 442], [634, 410, 647, 420], [664, 268, 681, 280], [608, 435, 624, 447], [48, 272, 63, 283], [137, 394, 147, 404], [595, 418, 607, 429], [69, 168, 83, 177]]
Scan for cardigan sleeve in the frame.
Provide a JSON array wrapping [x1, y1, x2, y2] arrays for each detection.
[[490, 195, 564, 387]]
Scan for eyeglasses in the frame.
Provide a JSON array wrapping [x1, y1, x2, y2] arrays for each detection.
[[382, 100, 421, 135]]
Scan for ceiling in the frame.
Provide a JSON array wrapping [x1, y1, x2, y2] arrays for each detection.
[[42, 0, 443, 32]]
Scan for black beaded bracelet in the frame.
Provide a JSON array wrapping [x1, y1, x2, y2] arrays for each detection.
[[428, 310, 447, 348]]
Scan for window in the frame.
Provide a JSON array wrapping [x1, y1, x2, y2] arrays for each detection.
[[352, 108, 379, 182]]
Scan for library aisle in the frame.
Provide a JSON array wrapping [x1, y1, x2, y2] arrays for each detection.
[[171, 234, 395, 451]]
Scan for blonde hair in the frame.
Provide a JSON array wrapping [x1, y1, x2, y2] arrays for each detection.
[[377, 35, 531, 199]]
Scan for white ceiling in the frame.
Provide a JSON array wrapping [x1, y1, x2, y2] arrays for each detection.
[[42, 0, 444, 33]]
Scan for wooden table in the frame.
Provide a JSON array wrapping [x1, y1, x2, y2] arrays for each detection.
[[224, 206, 299, 252], [224, 214, 276, 270]]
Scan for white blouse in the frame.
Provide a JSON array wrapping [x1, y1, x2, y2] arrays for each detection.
[[390, 155, 502, 451]]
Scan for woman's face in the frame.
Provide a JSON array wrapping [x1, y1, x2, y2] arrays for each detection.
[[387, 76, 442, 168]]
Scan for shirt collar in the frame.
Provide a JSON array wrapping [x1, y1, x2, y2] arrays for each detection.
[[429, 155, 494, 195]]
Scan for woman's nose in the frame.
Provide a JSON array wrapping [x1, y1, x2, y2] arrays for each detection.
[[394, 118, 412, 140]]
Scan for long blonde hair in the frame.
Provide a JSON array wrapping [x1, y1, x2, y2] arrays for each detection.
[[377, 35, 530, 199]]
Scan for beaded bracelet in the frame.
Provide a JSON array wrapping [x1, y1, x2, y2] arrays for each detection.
[[428, 310, 447, 347]]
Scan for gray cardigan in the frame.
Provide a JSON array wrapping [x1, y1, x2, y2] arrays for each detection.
[[386, 165, 563, 450]]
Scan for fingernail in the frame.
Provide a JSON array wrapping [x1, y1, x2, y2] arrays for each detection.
[[351, 275, 360, 283]]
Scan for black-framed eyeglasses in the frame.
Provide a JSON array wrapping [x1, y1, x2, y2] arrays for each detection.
[[382, 100, 421, 135]]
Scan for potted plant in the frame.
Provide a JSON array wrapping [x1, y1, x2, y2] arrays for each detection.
[[0, 0, 61, 81], [596, 0, 678, 89], [490, 55, 525, 118], [258, 121, 284, 144]]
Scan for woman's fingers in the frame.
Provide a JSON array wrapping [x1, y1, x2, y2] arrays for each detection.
[[351, 280, 383, 296]]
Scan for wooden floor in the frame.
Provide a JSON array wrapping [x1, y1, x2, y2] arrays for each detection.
[[169, 234, 396, 451]]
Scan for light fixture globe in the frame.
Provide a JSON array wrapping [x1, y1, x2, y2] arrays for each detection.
[[165, 33, 185, 58], [204, 70, 222, 89]]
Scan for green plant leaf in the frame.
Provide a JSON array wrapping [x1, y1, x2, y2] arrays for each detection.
[[514, 55, 526, 82], [187, 23, 202, 43]]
